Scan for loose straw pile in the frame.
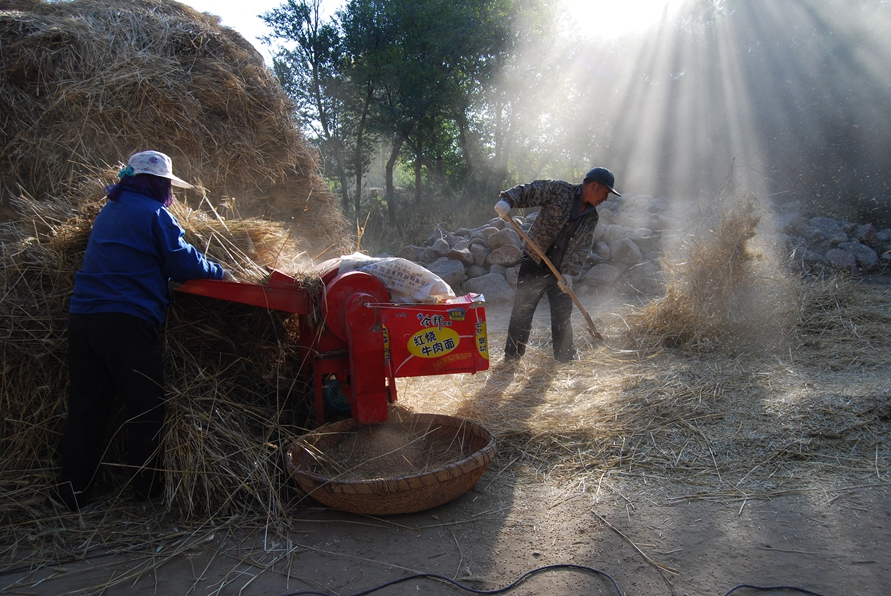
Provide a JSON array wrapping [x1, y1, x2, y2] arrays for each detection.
[[403, 273, 891, 501]]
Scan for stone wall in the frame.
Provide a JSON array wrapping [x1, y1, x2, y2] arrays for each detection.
[[388, 195, 891, 302]]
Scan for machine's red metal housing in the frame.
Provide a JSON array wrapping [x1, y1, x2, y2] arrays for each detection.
[[176, 266, 488, 425]]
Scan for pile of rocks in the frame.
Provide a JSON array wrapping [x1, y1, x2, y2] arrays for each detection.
[[390, 195, 891, 302], [775, 203, 891, 274]]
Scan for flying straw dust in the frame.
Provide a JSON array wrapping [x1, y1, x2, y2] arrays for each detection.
[[627, 191, 797, 354]]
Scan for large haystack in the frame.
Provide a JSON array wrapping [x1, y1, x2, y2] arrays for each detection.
[[0, 0, 350, 258], [0, 0, 354, 547]]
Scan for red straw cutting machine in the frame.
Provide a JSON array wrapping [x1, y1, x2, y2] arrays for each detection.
[[176, 263, 489, 425]]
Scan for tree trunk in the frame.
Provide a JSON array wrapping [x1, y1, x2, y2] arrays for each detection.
[[493, 98, 509, 188], [414, 142, 423, 204], [385, 132, 406, 223], [315, 81, 348, 212], [335, 144, 350, 212], [353, 84, 374, 216], [456, 110, 474, 182]]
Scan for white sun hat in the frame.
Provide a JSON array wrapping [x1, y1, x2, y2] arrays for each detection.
[[126, 150, 193, 188]]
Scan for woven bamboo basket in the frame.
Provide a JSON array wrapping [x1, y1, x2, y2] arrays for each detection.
[[286, 413, 496, 515]]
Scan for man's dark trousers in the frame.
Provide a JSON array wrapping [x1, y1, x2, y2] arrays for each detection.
[[504, 257, 575, 362]]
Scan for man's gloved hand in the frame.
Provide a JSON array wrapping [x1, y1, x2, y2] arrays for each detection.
[[558, 273, 573, 293], [494, 199, 511, 218], [222, 269, 237, 282]]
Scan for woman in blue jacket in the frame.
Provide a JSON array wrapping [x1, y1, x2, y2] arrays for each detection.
[[59, 150, 229, 511]]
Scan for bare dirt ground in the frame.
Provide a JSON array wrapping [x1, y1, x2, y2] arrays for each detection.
[[3, 294, 890, 596]]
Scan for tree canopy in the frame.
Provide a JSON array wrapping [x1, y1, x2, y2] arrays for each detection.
[[264, 0, 526, 220]]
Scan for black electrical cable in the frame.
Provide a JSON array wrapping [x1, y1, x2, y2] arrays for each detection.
[[276, 563, 625, 596], [0, 544, 828, 596], [722, 584, 827, 596], [0, 552, 832, 596], [276, 565, 833, 596]]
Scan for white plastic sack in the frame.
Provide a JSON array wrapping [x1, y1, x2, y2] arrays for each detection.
[[337, 252, 456, 303], [337, 252, 374, 273]]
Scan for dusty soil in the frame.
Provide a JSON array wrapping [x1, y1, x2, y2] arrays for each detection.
[[4, 299, 890, 596], [24, 476, 881, 596]]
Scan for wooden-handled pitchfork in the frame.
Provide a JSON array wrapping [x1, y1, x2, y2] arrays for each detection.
[[501, 215, 603, 342]]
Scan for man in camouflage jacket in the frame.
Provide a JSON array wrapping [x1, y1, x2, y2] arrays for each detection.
[[494, 167, 620, 362]]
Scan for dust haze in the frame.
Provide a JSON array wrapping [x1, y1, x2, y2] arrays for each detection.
[[499, 0, 891, 227]]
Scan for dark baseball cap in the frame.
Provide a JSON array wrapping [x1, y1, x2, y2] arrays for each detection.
[[584, 167, 621, 196]]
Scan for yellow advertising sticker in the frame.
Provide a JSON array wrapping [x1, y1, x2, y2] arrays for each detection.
[[407, 327, 460, 359], [476, 321, 489, 359]]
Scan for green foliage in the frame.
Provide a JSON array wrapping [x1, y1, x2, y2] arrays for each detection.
[[266, 0, 537, 222], [264, 0, 356, 210]]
